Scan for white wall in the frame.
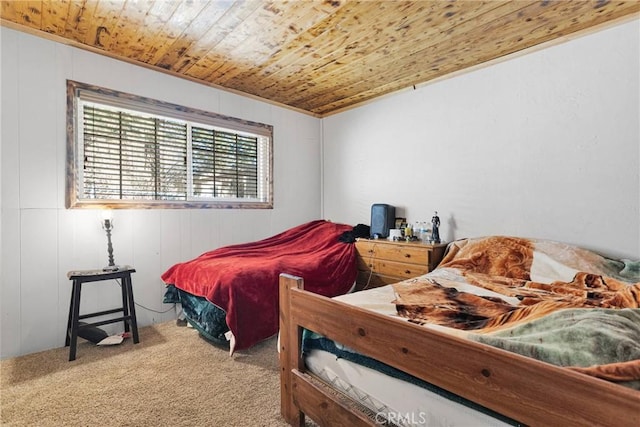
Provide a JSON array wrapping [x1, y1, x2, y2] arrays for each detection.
[[322, 20, 640, 260], [0, 28, 322, 358], [2, 19, 639, 359]]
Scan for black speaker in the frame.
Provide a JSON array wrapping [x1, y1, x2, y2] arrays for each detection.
[[370, 204, 395, 238]]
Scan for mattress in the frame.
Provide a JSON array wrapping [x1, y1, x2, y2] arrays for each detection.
[[305, 348, 515, 427]]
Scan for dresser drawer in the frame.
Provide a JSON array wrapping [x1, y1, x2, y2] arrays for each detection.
[[356, 240, 430, 265], [371, 259, 429, 279], [356, 256, 429, 278], [354, 238, 447, 290]]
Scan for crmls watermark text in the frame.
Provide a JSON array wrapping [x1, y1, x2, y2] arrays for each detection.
[[375, 411, 429, 425]]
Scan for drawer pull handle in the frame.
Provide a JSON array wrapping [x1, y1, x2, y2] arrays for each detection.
[[368, 249, 374, 254], [405, 270, 411, 274], [404, 254, 411, 258]]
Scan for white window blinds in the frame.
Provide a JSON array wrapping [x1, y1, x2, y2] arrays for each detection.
[[191, 126, 260, 199], [67, 80, 273, 209], [82, 104, 188, 200]]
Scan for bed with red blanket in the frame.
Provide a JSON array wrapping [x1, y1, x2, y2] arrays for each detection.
[[161, 220, 357, 353]]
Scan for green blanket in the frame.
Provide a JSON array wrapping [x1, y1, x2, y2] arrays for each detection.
[[470, 308, 640, 389]]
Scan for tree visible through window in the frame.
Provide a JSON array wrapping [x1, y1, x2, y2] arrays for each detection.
[[66, 80, 273, 209]]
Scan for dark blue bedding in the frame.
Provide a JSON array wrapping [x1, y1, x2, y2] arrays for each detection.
[[164, 285, 229, 346]]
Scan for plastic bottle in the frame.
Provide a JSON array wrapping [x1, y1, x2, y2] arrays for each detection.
[[420, 221, 431, 243]]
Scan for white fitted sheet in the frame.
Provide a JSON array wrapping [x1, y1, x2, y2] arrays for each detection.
[[305, 348, 513, 427]]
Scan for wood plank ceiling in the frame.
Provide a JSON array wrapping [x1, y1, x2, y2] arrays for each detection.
[[2, 1, 639, 117]]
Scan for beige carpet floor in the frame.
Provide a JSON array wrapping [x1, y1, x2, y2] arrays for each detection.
[[1, 321, 290, 426]]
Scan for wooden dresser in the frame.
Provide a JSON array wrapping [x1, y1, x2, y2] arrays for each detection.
[[354, 238, 448, 290]]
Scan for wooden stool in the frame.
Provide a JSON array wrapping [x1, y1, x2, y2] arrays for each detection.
[[65, 266, 140, 361]]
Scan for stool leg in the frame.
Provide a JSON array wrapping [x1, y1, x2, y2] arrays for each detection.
[[124, 275, 139, 344], [68, 280, 82, 361], [65, 282, 76, 347], [120, 278, 130, 334]]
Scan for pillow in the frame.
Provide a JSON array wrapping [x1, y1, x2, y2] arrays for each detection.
[[77, 322, 109, 344]]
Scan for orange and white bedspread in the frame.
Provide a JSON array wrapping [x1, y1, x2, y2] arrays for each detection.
[[335, 236, 640, 388]]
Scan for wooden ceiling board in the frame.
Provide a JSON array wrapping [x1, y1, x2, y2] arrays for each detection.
[[41, 0, 71, 36], [212, 2, 364, 111], [309, 0, 640, 114], [194, 2, 307, 82], [227, 0, 455, 109], [208, 1, 349, 85], [108, 1, 157, 57], [179, 1, 266, 79], [3, 1, 40, 26], [234, 1, 369, 83], [82, 1, 125, 48], [279, 1, 527, 111], [291, 0, 637, 113], [2, 0, 638, 117], [144, 2, 230, 71]]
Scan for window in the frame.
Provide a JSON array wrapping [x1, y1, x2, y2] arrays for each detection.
[[66, 80, 273, 209]]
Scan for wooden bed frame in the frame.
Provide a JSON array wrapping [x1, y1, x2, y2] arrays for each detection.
[[279, 274, 640, 427]]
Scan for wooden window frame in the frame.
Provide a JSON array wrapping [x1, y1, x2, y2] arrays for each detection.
[[66, 80, 273, 209]]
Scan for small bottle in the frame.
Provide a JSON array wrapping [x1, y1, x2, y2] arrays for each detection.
[[421, 221, 431, 243], [405, 223, 413, 238]]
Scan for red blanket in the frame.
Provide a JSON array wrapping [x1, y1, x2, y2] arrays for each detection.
[[161, 220, 356, 351]]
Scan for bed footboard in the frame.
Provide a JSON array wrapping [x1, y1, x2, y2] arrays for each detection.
[[279, 274, 376, 426], [278, 274, 640, 427]]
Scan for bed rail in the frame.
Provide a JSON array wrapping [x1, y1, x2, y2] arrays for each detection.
[[279, 274, 640, 427]]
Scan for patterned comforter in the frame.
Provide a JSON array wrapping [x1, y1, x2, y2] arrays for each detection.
[[390, 236, 640, 388]]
